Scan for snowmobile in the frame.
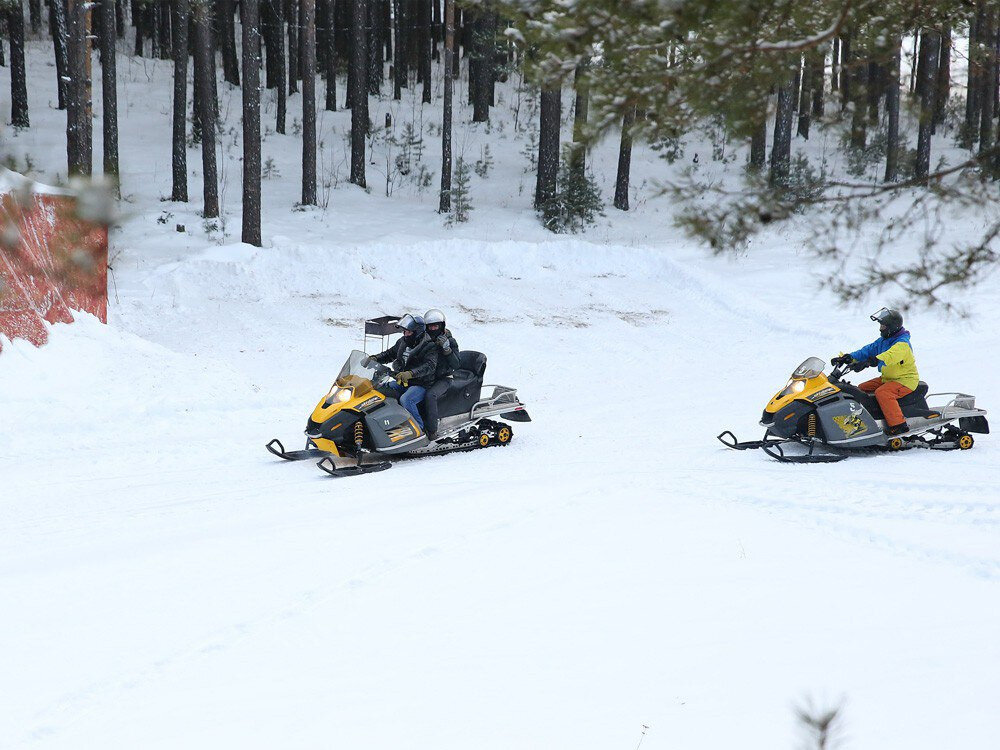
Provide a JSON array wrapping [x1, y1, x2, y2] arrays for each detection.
[[267, 349, 531, 477], [718, 356, 989, 463]]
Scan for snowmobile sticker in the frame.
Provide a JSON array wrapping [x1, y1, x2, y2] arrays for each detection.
[[387, 425, 414, 443], [832, 402, 869, 438]]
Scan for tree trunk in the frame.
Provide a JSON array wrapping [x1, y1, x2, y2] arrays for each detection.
[[839, 34, 851, 106], [769, 76, 794, 187], [324, 0, 337, 109], [470, 6, 489, 121], [28, 0, 40, 34], [570, 59, 589, 180], [287, 0, 298, 93], [193, 0, 219, 216], [242, 0, 262, 244], [934, 23, 950, 128], [158, 0, 171, 60], [221, 0, 240, 85], [964, 7, 982, 148], [613, 104, 635, 211], [392, 0, 404, 98], [49, 0, 69, 110], [419, 0, 430, 102], [811, 48, 825, 117], [171, 0, 189, 201], [979, 13, 996, 160], [133, 0, 143, 55], [884, 35, 901, 182], [301, 0, 317, 204], [66, 0, 92, 175], [915, 27, 941, 183], [439, 0, 452, 212], [849, 41, 867, 149], [831, 36, 840, 91], [9, 0, 29, 128], [349, 0, 367, 187], [796, 54, 811, 139], [367, 0, 382, 94], [101, 0, 118, 187], [272, 0, 287, 131], [749, 115, 767, 171], [535, 83, 560, 215]]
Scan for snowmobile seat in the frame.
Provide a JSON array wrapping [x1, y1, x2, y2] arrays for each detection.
[[838, 380, 936, 420], [433, 350, 487, 419]]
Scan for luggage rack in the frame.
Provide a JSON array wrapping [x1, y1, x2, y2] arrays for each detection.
[[470, 385, 525, 420], [364, 314, 403, 353]]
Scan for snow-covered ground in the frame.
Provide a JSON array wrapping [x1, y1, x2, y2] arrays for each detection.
[[3, 39, 1000, 750]]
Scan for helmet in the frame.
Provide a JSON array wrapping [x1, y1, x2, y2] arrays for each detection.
[[424, 308, 446, 325], [870, 307, 903, 338], [424, 308, 446, 337], [397, 313, 426, 340]]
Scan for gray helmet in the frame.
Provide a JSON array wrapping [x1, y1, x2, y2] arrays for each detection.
[[424, 308, 446, 326], [870, 307, 903, 339]]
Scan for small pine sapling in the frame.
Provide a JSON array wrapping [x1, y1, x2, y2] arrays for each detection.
[[474, 144, 494, 178], [446, 157, 473, 225]]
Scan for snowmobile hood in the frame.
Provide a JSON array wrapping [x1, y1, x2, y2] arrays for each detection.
[[763, 370, 840, 416]]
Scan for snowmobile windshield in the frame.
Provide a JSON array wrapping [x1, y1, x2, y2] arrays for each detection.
[[791, 357, 826, 379], [334, 350, 384, 396]]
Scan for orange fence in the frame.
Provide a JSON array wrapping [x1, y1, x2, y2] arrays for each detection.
[[0, 186, 108, 352]]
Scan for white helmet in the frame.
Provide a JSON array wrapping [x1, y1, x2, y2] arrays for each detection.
[[424, 308, 446, 326]]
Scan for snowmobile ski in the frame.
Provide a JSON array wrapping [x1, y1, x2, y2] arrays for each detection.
[[266, 438, 332, 462], [316, 456, 393, 478]]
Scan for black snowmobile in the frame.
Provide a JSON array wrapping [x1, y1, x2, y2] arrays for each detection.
[[719, 356, 989, 463], [267, 349, 530, 477]]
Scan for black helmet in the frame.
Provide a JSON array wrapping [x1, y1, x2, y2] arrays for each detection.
[[870, 307, 903, 339], [398, 313, 426, 340]]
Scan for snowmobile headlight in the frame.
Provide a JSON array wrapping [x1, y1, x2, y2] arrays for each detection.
[[336, 387, 353, 402], [776, 379, 807, 398]]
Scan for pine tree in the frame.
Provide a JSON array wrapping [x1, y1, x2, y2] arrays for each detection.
[[171, 0, 188, 201], [613, 104, 635, 211], [192, 0, 218, 216], [884, 35, 901, 182], [349, 0, 367, 187], [301, 0, 317, 204], [915, 26, 940, 182], [100, 0, 119, 189], [242, 0, 262, 244], [8, 0, 29, 128], [447, 156, 472, 223], [66, 0, 92, 175], [49, 0, 69, 110], [535, 83, 561, 222], [769, 75, 794, 187], [221, 0, 240, 85], [439, 0, 453, 212]]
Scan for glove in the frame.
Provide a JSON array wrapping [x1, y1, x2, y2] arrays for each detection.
[[831, 354, 852, 367], [360, 355, 375, 368], [849, 359, 869, 372], [436, 335, 452, 354], [394, 370, 412, 387]]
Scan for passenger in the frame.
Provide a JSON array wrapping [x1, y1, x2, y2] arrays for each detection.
[[370, 314, 439, 432], [831, 307, 919, 436], [422, 308, 461, 440]]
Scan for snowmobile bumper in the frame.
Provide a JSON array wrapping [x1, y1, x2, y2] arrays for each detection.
[[266, 438, 335, 461]]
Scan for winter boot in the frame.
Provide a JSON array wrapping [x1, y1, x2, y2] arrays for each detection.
[[886, 421, 909, 436]]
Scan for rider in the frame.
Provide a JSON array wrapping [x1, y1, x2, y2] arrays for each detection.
[[422, 308, 461, 440], [370, 314, 439, 432], [831, 307, 919, 436]]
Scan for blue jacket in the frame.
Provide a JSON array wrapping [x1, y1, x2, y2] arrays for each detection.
[[848, 329, 919, 390]]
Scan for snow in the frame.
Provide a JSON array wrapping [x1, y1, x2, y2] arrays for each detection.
[[2, 35, 1000, 750]]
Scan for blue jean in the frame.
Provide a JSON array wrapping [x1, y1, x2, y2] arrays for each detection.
[[384, 382, 427, 430]]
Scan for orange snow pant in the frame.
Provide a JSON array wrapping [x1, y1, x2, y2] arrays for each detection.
[[859, 378, 912, 428]]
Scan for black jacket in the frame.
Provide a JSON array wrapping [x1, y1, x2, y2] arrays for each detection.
[[373, 333, 440, 387], [431, 329, 461, 379]]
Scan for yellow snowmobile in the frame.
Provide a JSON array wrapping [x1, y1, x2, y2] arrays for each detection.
[[267, 350, 530, 477]]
